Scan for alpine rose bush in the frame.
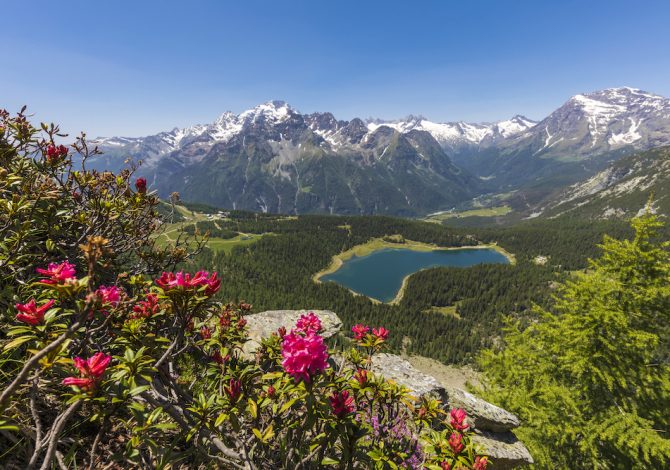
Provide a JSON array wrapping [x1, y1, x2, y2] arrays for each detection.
[[0, 111, 488, 468]]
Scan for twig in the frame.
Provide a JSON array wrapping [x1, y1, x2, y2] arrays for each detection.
[[39, 400, 82, 470]]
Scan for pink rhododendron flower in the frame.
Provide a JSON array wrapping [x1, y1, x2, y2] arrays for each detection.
[[135, 177, 147, 194], [131, 293, 160, 319], [473, 456, 489, 470], [440, 462, 451, 470], [372, 327, 389, 341], [330, 390, 355, 418], [225, 378, 242, 401], [448, 433, 463, 455], [36, 260, 76, 285], [46, 144, 68, 163], [96, 285, 121, 307], [281, 331, 329, 383], [155, 271, 221, 296], [15, 299, 55, 325], [351, 324, 370, 340], [295, 312, 322, 333], [354, 368, 368, 386], [266, 386, 276, 398], [450, 408, 469, 431], [62, 352, 111, 391]]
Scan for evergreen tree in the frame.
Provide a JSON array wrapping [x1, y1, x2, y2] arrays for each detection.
[[478, 210, 670, 468]]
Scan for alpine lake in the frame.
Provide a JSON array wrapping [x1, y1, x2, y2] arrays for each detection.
[[318, 244, 511, 303]]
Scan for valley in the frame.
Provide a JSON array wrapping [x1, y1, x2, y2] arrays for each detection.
[[171, 206, 625, 364]]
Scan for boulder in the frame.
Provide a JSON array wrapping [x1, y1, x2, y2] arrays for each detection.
[[471, 431, 534, 469], [371, 353, 532, 468], [445, 387, 520, 433], [370, 353, 448, 402], [241, 309, 342, 358]]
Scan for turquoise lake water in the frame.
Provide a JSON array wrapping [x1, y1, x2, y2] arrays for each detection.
[[321, 247, 509, 302]]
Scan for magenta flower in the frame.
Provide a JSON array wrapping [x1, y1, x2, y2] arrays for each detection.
[[281, 331, 329, 383], [62, 352, 111, 391], [450, 408, 469, 431], [135, 177, 147, 194], [448, 432, 463, 455], [46, 144, 68, 163], [372, 327, 389, 341], [330, 390, 355, 418], [96, 285, 121, 306], [473, 456, 489, 470], [224, 378, 242, 401], [295, 312, 322, 333], [131, 293, 160, 319], [351, 324, 370, 340], [36, 260, 76, 285], [155, 271, 221, 296], [15, 299, 55, 325]]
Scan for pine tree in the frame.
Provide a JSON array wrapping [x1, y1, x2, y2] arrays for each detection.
[[478, 210, 670, 468]]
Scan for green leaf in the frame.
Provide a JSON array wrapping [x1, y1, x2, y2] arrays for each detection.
[[247, 398, 258, 419], [3, 335, 34, 350]]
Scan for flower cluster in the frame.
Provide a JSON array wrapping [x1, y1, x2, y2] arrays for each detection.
[[130, 293, 160, 319], [329, 390, 355, 418], [281, 315, 329, 383], [36, 260, 76, 285], [450, 408, 469, 431], [295, 311, 322, 333], [46, 144, 68, 164], [62, 352, 111, 392], [15, 299, 55, 325], [155, 271, 221, 296], [351, 323, 390, 347], [135, 177, 147, 194]]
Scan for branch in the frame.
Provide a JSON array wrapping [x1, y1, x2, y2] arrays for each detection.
[[0, 312, 86, 411], [39, 400, 82, 470]]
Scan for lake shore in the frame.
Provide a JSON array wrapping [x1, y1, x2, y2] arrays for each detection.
[[312, 237, 515, 304]]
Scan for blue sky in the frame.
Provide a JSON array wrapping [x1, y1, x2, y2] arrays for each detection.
[[2, 0, 669, 137]]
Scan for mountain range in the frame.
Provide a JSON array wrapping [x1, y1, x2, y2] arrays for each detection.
[[92, 87, 670, 216]]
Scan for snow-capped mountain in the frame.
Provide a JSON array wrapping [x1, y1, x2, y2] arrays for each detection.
[[91, 87, 670, 215], [366, 115, 538, 155], [504, 87, 670, 158], [93, 101, 478, 215]]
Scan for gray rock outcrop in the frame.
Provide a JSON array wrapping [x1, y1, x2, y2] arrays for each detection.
[[242, 309, 341, 358]]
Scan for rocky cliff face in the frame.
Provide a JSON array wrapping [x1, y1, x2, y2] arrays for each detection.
[[92, 102, 478, 216], [243, 309, 533, 469]]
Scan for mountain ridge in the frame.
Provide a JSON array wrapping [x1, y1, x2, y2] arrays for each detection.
[[91, 87, 670, 216]]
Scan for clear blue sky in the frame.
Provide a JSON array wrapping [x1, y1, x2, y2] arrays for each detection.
[[2, 0, 669, 137]]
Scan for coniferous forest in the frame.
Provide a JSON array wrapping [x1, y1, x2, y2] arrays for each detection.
[[179, 210, 634, 364]]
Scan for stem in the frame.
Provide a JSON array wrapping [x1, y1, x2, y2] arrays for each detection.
[[39, 400, 82, 470], [0, 315, 85, 411]]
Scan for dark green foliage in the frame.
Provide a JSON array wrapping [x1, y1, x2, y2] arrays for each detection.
[[478, 212, 670, 468], [471, 218, 633, 269], [181, 213, 566, 363]]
